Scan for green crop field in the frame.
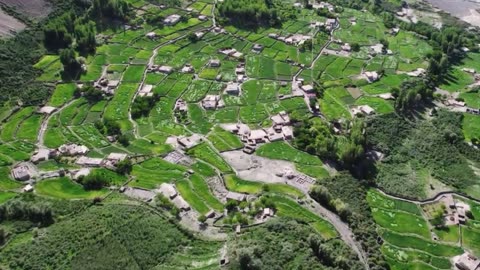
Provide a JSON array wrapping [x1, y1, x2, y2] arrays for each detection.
[[130, 158, 187, 189], [36, 177, 109, 199], [207, 127, 243, 152], [187, 143, 232, 173], [48, 83, 77, 107], [272, 195, 338, 239], [257, 141, 323, 165]]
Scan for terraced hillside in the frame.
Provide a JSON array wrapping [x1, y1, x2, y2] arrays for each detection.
[[1, 0, 480, 269]]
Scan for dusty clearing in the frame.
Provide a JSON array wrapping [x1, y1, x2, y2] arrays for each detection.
[[0, 8, 25, 37], [221, 150, 297, 183]]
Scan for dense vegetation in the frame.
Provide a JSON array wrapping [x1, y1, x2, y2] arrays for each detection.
[[293, 116, 366, 171], [0, 200, 220, 270], [229, 218, 363, 270], [366, 110, 480, 198], [310, 173, 388, 270], [217, 0, 297, 28]]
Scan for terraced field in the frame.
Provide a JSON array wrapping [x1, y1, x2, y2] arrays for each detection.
[[367, 190, 468, 270]]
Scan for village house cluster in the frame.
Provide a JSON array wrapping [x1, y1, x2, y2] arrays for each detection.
[[94, 77, 120, 95], [439, 194, 472, 225], [268, 32, 313, 46], [454, 252, 480, 270], [11, 144, 128, 183], [147, 64, 174, 74], [221, 111, 293, 154], [219, 47, 244, 59], [350, 105, 375, 117]]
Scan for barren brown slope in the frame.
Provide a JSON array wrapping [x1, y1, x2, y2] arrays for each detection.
[[0, 0, 51, 20], [0, 8, 25, 37]]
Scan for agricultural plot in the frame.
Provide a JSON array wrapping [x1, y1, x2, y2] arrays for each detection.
[[224, 175, 303, 198], [271, 195, 338, 239], [187, 143, 232, 173], [256, 141, 323, 166], [36, 177, 109, 199], [104, 83, 138, 130], [130, 158, 187, 189], [355, 96, 394, 114], [207, 127, 243, 152], [188, 174, 223, 211], [367, 189, 465, 270], [1, 107, 35, 142], [0, 142, 33, 161], [48, 83, 77, 107], [319, 88, 352, 120], [16, 114, 43, 143]]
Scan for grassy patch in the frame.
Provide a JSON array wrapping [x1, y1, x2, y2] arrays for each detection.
[[462, 113, 480, 142], [36, 177, 108, 199], [271, 195, 338, 239], [48, 83, 77, 107], [207, 126, 243, 152], [224, 175, 303, 198], [187, 143, 232, 173], [0, 191, 17, 204], [130, 158, 187, 189], [256, 141, 323, 165]]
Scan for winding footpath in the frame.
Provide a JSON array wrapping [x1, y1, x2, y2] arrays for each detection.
[[37, 98, 78, 148], [306, 197, 370, 269]]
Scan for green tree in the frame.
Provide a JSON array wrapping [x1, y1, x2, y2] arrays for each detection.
[[118, 134, 130, 147], [59, 48, 79, 72], [198, 214, 207, 223], [116, 159, 132, 175]]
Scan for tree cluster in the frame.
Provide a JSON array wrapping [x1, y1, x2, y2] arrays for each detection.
[[366, 110, 480, 198], [0, 199, 53, 227], [230, 218, 364, 270], [75, 84, 104, 103], [217, 0, 294, 29], [154, 194, 180, 218], [91, 0, 130, 20], [392, 79, 432, 112], [131, 94, 160, 119], [312, 173, 390, 270], [116, 158, 133, 175], [78, 170, 111, 190], [293, 117, 366, 169], [95, 119, 121, 136], [310, 185, 352, 220]]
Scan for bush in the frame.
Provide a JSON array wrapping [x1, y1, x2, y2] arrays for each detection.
[[79, 172, 109, 190], [116, 159, 132, 175]]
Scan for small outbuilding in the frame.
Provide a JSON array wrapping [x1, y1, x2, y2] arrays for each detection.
[[226, 191, 246, 201], [209, 59, 221, 67], [224, 82, 240, 95], [39, 106, 57, 115]]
